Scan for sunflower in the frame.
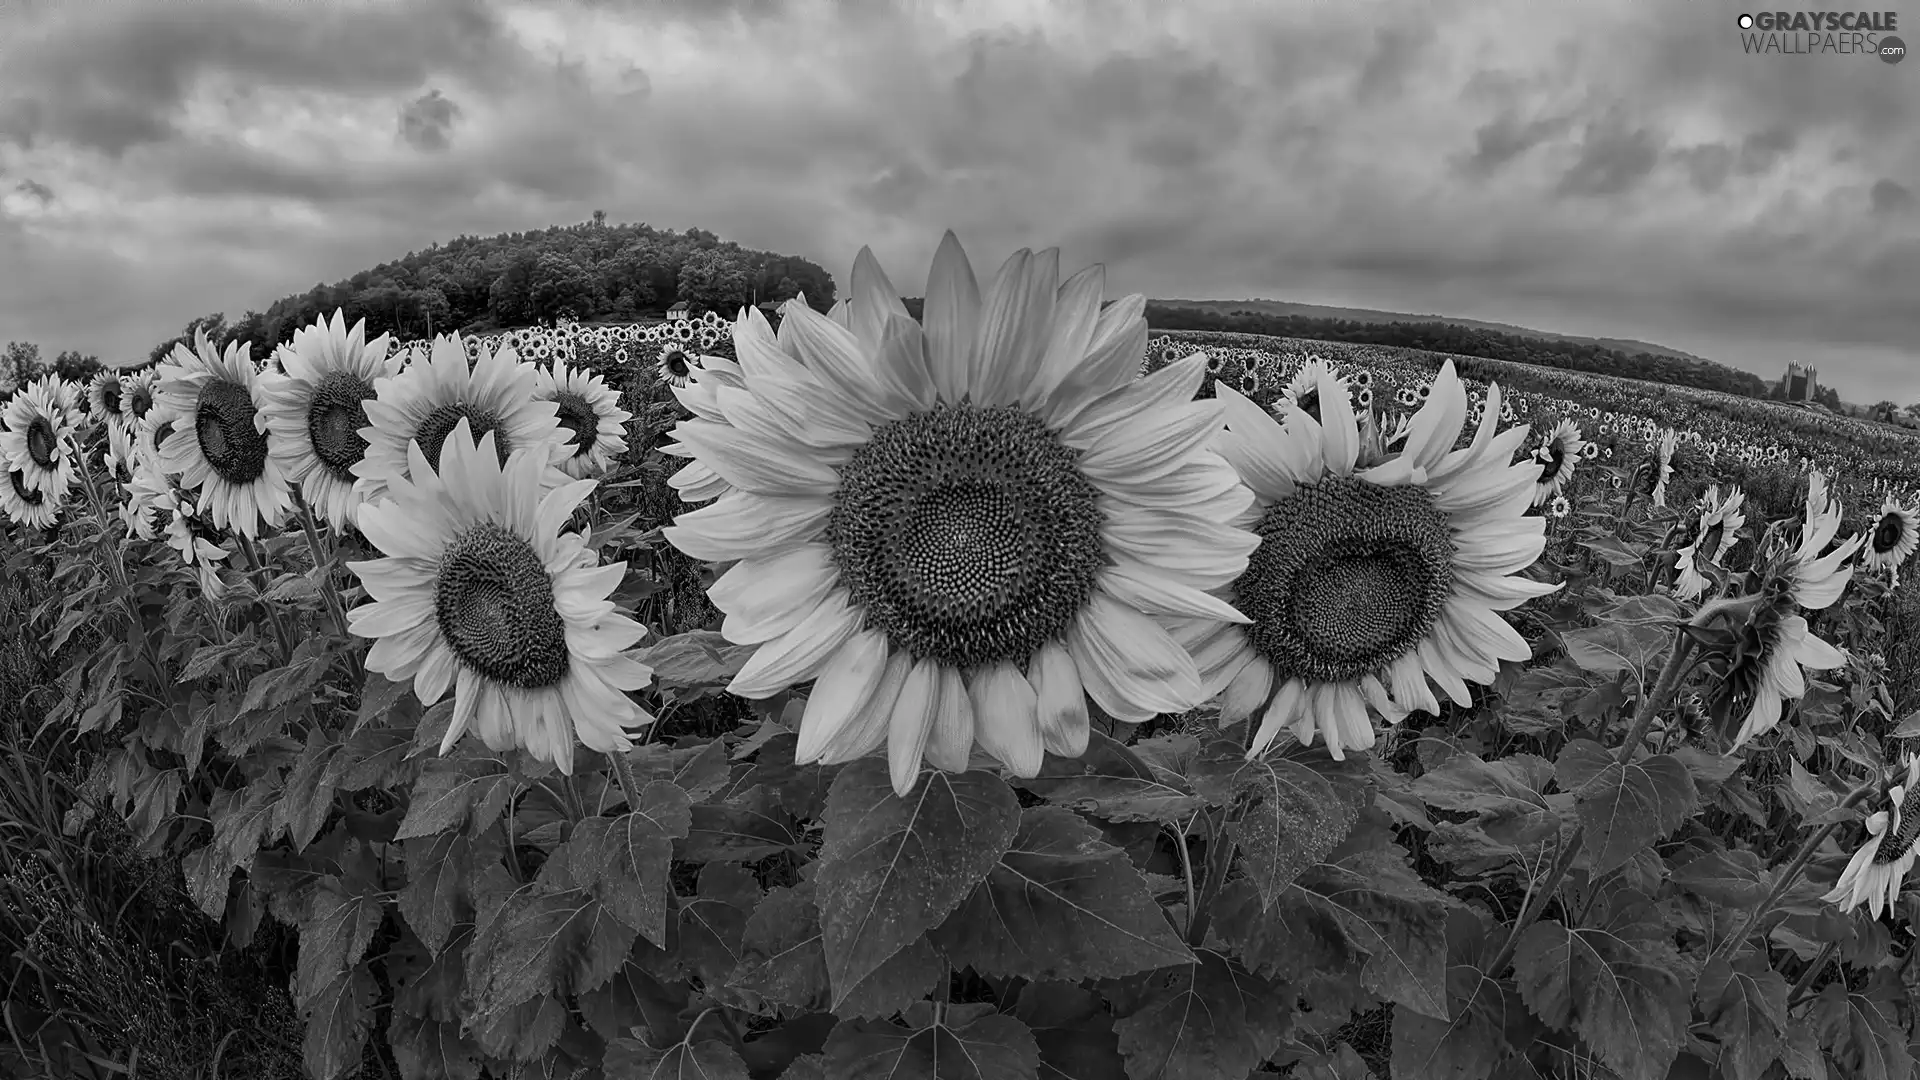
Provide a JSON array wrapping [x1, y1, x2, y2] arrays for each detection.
[[353, 333, 570, 512], [1824, 756, 1920, 919], [261, 311, 403, 530], [0, 468, 60, 528], [661, 356, 748, 504], [1862, 496, 1918, 586], [662, 235, 1258, 795], [1650, 428, 1678, 507], [656, 342, 702, 389], [1673, 484, 1746, 601], [1531, 419, 1586, 507], [88, 369, 129, 434], [121, 467, 175, 541], [1277, 357, 1342, 423], [1715, 473, 1860, 750], [163, 496, 230, 600], [1549, 493, 1571, 519], [151, 331, 295, 539], [1177, 359, 1558, 760], [0, 376, 79, 501], [347, 422, 656, 774], [534, 356, 632, 479]]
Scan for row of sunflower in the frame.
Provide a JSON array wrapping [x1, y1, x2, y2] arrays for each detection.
[[0, 232, 1918, 1078]]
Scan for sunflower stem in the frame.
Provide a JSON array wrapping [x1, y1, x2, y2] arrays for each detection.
[[1613, 629, 1697, 765], [610, 747, 644, 814], [1706, 774, 1883, 971], [1186, 808, 1239, 948], [294, 497, 363, 684], [1172, 813, 1200, 943], [237, 533, 295, 658], [1787, 941, 1837, 1007]]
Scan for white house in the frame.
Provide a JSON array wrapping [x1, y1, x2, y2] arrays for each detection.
[[666, 301, 692, 322]]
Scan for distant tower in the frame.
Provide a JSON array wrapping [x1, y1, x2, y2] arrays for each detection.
[[1780, 361, 1819, 402]]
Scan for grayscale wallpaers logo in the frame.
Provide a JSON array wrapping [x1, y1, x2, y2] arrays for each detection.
[[1736, 10, 1905, 61]]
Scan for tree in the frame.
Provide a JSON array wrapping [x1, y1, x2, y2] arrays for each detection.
[[50, 350, 103, 386], [488, 253, 538, 326], [1, 341, 44, 392], [149, 313, 228, 366], [527, 253, 596, 326], [676, 248, 756, 316]]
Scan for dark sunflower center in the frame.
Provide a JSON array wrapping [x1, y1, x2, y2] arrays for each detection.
[[552, 391, 598, 458], [194, 378, 269, 485], [434, 522, 570, 688], [660, 348, 692, 380], [1538, 444, 1565, 483], [1874, 800, 1920, 865], [414, 404, 510, 474], [1295, 389, 1321, 423], [128, 385, 153, 420], [100, 380, 123, 415], [1872, 513, 1905, 555], [826, 405, 1105, 670], [24, 417, 58, 470], [306, 370, 378, 480], [1697, 522, 1725, 560], [9, 471, 42, 506], [1235, 477, 1456, 683]]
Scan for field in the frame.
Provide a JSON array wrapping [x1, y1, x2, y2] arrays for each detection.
[[2, 303, 1918, 1080]]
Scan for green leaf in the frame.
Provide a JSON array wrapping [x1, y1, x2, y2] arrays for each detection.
[[1561, 622, 1672, 675], [727, 880, 940, 1019], [825, 1003, 1041, 1080], [1696, 952, 1789, 1080], [275, 727, 342, 851], [1410, 752, 1559, 848], [1390, 912, 1515, 1080], [1555, 740, 1696, 876], [814, 762, 1021, 1006], [465, 874, 641, 1015], [295, 878, 385, 1011], [388, 1012, 484, 1080], [747, 731, 840, 820], [1110, 950, 1291, 1080], [1018, 731, 1204, 823], [628, 738, 733, 802], [187, 775, 283, 918], [604, 1035, 751, 1080], [393, 754, 513, 840], [399, 831, 490, 955], [566, 779, 694, 947], [1035, 1020, 1130, 1080], [1669, 845, 1770, 908], [639, 630, 758, 688], [666, 863, 760, 992], [1579, 535, 1649, 568], [1497, 662, 1590, 734], [681, 791, 804, 863], [301, 964, 378, 1080], [1225, 755, 1360, 908], [1510, 886, 1689, 1080], [1811, 977, 1912, 1080], [467, 992, 567, 1062], [930, 806, 1191, 981]]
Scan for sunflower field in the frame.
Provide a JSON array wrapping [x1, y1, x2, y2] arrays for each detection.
[[3, 233, 1919, 1080]]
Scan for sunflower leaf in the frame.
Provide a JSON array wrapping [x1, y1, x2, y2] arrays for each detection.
[[1226, 755, 1362, 908], [294, 877, 385, 1013], [1696, 951, 1790, 1080], [566, 779, 692, 946], [393, 755, 513, 841], [727, 880, 941, 1019], [824, 1004, 1041, 1080], [1018, 731, 1204, 823], [1555, 740, 1697, 877], [464, 873, 640, 1014], [640, 629, 758, 689], [1510, 886, 1689, 1080], [1810, 976, 1912, 1080], [386, 1013, 484, 1080], [814, 761, 1021, 1005], [1560, 621, 1673, 675], [1034, 1019, 1130, 1080], [604, 1035, 752, 1080], [681, 787, 804, 863], [300, 963, 378, 1080], [929, 806, 1193, 981], [1390, 911, 1518, 1080], [1108, 949, 1290, 1080]]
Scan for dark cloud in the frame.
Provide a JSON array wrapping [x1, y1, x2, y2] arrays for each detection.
[[1556, 115, 1664, 197], [13, 179, 53, 204], [1872, 178, 1915, 216], [1461, 112, 1571, 176], [398, 89, 461, 152]]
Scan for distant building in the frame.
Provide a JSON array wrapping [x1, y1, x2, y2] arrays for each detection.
[[667, 301, 692, 322], [1779, 361, 1819, 403]]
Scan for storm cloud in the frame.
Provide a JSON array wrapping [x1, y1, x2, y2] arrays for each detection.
[[0, 0, 1914, 402]]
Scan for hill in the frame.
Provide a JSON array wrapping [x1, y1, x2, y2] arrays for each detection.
[[1159, 299, 1716, 366], [141, 215, 839, 366], [1144, 301, 1774, 400]]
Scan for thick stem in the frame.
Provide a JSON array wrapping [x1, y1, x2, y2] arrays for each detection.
[[1707, 776, 1881, 969], [295, 498, 364, 682], [237, 533, 295, 656], [1172, 813, 1200, 944], [1786, 941, 1836, 1007]]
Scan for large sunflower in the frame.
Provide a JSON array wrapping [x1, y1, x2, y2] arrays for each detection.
[[0, 468, 60, 528], [262, 310, 402, 530], [353, 332, 570, 511], [88, 369, 130, 438], [663, 235, 1258, 795], [1715, 472, 1860, 750], [1673, 484, 1746, 601], [1531, 419, 1586, 507], [1824, 755, 1920, 919], [1176, 360, 1557, 760], [0, 376, 78, 500], [1863, 496, 1919, 587], [534, 356, 632, 479], [347, 422, 656, 774], [151, 332, 295, 539], [662, 355, 749, 504]]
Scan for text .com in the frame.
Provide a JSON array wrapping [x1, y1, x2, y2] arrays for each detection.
[[1736, 11, 1906, 59]]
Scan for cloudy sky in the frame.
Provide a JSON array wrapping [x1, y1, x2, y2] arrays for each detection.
[[1, 0, 1915, 402]]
